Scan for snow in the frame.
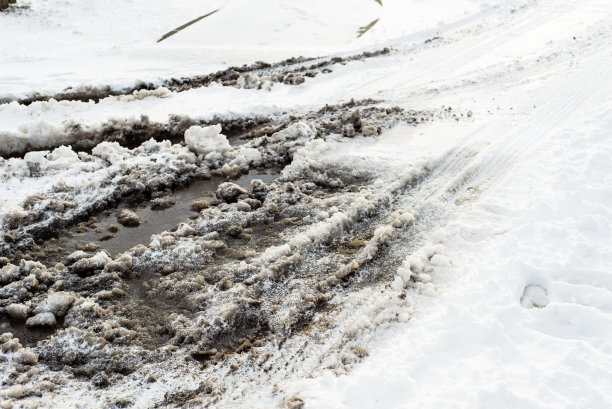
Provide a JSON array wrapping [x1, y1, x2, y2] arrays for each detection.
[[6, 303, 29, 319], [34, 292, 74, 318], [14, 348, 38, 365], [25, 312, 56, 327], [295, 99, 612, 407], [1, 0, 612, 407], [71, 251, 112, 274], [286, 10, 612, 409], [0, 0, 502, 98], [184, 124, 229, 155]]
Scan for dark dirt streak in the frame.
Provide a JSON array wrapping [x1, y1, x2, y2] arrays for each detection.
[[0, 84, 154, 107], [358, 18, 380, 38], [1, 98, 385, 160], [3, 48, 392, 106], [157, 9, 220, 43], [164, 47, 392, 93], [69, 97, 389, 151], [1, 114, 272, 159], [156, 381, 215, 408]]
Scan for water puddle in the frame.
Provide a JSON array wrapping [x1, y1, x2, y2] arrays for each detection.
[[46, 168, 278, 261], [0, 318, 57, 347]]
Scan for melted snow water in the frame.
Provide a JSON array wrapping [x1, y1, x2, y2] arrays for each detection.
[[0, 318, 57, 347], [47, 168, 279, 261]]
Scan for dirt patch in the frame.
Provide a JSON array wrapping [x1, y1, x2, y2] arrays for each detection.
[[6, 48, 392, 106], [0, 96, 475, 408], [1, 99, 462, 261], [163, 48, 391, 93], [69, 115, 273, 154]]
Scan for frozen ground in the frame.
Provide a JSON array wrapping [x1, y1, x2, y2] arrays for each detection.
[[1, 0, 611, 408]]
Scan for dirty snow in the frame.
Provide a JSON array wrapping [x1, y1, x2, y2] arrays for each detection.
[[1, 0, 612, 407]]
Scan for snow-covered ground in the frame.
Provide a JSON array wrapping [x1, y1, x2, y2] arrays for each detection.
[[294, 53, 612, 409], [1, 0, 611, 407], [0, 0, 500, 98]]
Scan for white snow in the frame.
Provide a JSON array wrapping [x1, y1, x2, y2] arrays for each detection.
[[6, 303, 29, 320], [184, 124, 229, 155], [283, 2, 612, 407], [295, 97, 612, 408], [0, 0, 502, 98], [25, 312, 56, 327], [34, 292, 75, 317], [1, 0, 612, 407]]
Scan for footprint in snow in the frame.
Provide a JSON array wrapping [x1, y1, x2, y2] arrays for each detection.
[[520, 284, 549, 308]]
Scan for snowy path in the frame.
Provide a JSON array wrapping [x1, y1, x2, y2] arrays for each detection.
[[288, 1, 612, 408], [1, 0, 611, 407], [296, 81, 612, 409]]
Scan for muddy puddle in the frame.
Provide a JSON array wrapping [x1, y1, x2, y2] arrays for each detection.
[[0, 319, 56, 347], [44, 168, 278, 263]]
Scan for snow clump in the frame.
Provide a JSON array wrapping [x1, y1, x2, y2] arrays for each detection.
[[185, 124, 230, 155], [26, 312, 56, 327], [33, 292, 74, 318], [117, 209, 140, 227]]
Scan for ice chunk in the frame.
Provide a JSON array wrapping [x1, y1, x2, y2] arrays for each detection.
[[34, 292, 74, 317], [67, 250, 89, 263], [24, 150, 49, 165], [26, 312, 57, 327], [92, 141, 131, 164], [104, 254, 133, 273], [216, 182, 249, 203], [14, 348, 38, 365], [0, 263, 20, 284], [46, 145, 80, 169], [236, 200, 252, 212], [47, 145, 78, 161]]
